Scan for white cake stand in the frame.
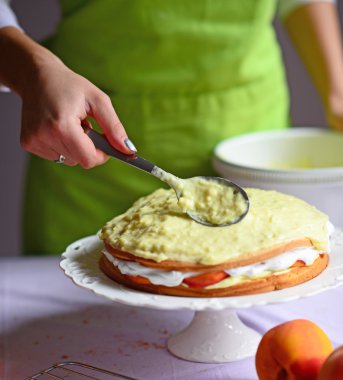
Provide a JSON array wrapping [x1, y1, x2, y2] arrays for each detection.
[[60, 231, 343, 363]]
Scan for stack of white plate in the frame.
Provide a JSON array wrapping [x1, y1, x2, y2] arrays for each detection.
[[213, 127, 343, 226]]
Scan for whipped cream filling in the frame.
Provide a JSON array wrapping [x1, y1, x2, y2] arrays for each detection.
[[102, 247, 325, 288], [229, 221, 334, 278], [103, 222, 334, 288], [102, 250, 197, 286], [226, 247, 321, 277]]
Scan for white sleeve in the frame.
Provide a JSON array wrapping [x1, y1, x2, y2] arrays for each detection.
[[278, 0, 336, 20], [0, 0, 22, 92], [0, 0, 21, 29]]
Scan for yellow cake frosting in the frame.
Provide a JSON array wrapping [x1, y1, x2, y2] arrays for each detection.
[[100, 188, 329, 265]]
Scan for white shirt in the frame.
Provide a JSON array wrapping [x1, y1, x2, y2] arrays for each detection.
[[0, 0, 20, 29]]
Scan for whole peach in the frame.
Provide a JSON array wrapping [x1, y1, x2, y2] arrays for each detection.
[[318, 345, 343, 380], [255, 319, 333, 380]]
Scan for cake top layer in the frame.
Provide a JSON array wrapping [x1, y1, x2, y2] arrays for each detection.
[[100, 188, 329, 265]]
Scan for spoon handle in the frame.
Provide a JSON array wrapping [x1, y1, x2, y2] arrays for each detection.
[[87, 129, 156, 174]]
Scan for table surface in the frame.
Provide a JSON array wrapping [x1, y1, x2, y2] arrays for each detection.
[[1, 257, 343, 380]]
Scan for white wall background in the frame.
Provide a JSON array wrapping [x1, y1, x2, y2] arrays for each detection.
[[0, 0, 337, 256]]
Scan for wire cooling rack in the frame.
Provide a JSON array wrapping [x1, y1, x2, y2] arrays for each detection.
[[26, 361, 138, 380]]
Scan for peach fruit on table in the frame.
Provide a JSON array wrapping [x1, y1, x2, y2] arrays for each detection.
[[255, 319, 333, 380], [318, 345, 343, 380]]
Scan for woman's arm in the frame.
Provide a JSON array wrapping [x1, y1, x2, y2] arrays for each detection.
[[0, 26, 135, 168], [283, 2, 343, 131]]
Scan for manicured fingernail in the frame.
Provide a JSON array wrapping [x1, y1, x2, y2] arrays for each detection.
[[124, 138, 137, 152]]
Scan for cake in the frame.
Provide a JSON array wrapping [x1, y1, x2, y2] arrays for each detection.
[[99, 188, 332, 297]]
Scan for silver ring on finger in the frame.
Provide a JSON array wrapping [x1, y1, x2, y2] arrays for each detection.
[[54, 154, 66, 164]]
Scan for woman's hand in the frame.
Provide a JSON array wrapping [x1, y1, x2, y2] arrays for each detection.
[[0, 27, 136, 168], [284, 3, 343, 134], [20, 57, 136, 168]]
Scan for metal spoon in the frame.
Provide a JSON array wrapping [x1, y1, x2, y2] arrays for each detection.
[[86, 129, 249, 226]]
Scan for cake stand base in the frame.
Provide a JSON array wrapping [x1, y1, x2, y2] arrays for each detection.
[[168, 309, 261, 363]]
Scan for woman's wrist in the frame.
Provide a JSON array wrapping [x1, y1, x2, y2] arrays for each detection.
[[0, 26, 62, 96], [323, 86, 343, 130]]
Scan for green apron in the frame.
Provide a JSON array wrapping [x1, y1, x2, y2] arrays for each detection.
[[23, 0, 289, 255]]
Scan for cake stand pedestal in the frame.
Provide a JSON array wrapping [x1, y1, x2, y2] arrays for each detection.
[[168, 309, 260, 362], [60, 231, 343, 363]]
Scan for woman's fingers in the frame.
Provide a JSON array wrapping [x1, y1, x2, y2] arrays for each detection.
[[21, 118, 108, 168], [87, 91, 137, 154], [20, 138, 78, 166], [61, 122, 109, 168]]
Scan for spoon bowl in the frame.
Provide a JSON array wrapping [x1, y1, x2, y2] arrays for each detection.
[[175, 176, 250, 227]]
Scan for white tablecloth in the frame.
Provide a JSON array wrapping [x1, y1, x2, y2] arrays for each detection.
[[1, 256, 343, 380]]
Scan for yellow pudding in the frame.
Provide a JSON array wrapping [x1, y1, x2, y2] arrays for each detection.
[[176, 177, 247, 225], [100, 188, 329, 265], [152, 167, 247, 225]]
